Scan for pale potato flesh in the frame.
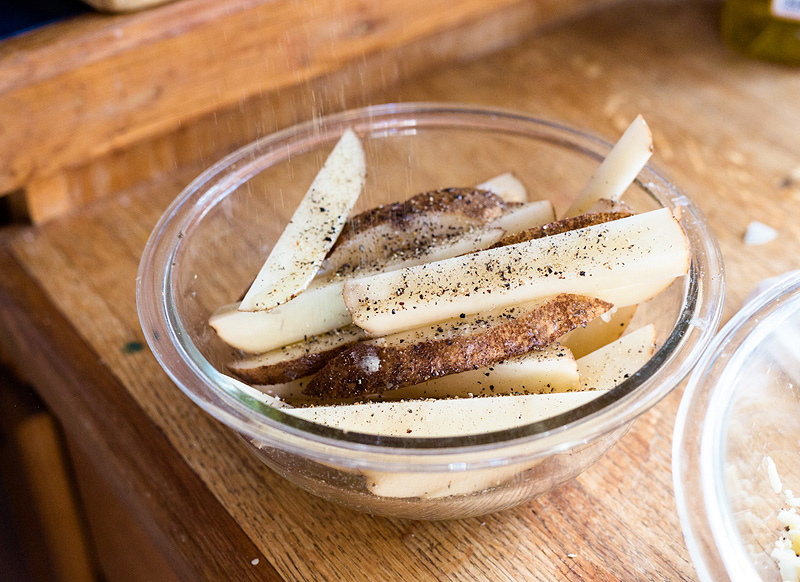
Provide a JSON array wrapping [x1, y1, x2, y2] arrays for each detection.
[[239, 129, 366, 311], [284, 390, 608, 438], [563, 115, 653, 218], [210, 280, 349, 354], [477, 172, 528, 203], [211, 201, 558, 353], [559, 304, 637, 359], [285, 390, 607, 498], [592, 276, 680, 308], [576, 324, 656, 390], [344, 208, 689, 336], [213, 228, 505, 353], [489, 200, 555, 235], [380, 343, 579, 400]]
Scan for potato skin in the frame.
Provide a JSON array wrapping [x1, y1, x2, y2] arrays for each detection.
[[304, 294, 611, 399], [331, 187, 505, 250], [493, 210, 633, 248], [228, 344, 352, 385]]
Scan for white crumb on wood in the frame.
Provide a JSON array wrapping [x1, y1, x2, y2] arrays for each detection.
[[767, 456, 783, 493], [744, 221, 778, 246]]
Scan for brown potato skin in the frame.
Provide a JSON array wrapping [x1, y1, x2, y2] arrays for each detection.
[[227, 344, 352, 385], [304, 294, 611, 399], [493, 210, 633, 248], [331, 188, 505, 251]]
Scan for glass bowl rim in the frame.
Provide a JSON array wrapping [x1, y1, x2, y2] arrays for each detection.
[[673, 271, 800, 582], [137, 102, 724, 466]]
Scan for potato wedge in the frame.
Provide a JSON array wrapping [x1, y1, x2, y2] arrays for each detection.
[[213, 200, 557, 353], [559, 304, 637, 359], [563, 115, 653, 218], [210, 280, 350, 354], [344, 208, 689, 336], [239, 129, 366, 311], [379, 343, 579, 400], [477, 172, 528, 203], [287, 389, 606, 498], [482, 199, 554, 236], [492, 209, 633, 248], [592, 275, 679, 308], [227, 325, 368, 385], [321, 188, 504, 276], [285, 390, 608, 438], [576, 324, 656, 390], [211, 228, 504, 353], [304, 294, 611, 398], [366, 463, 521, 499]]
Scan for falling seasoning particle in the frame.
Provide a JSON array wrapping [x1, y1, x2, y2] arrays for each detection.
[[251, 558, 260, 566], [122, 341, 144, 354]]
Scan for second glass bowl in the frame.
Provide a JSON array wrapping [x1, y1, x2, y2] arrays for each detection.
[[675, 272, 800, 581]]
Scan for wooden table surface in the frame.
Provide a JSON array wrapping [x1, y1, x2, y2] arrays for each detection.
[[3, 0, 800, 580]]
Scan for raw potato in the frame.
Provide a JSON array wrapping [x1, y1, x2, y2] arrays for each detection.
[[563, 115, 653, 218], [344, 208, 689, 336], [256, 342, 581, 403], [592, 275, 679, 308], [207, 115, 687, 476], [559, 304, 637, 359], [239, 129, 366, 311], [304, 294, 611, 398], [321, 197, 555, 278], [321, 188, 505, 276], [253, 378, 312, 404], [491, 209, 633, 248], [227, 326, 368, 385], [210, 280, 350, 354], [576, 324, 656, 390], [482, 200, 554, 236], [212, 200, 558, 353], [284, 390, 609, 438], [365, 461, 526, 499], [380, 343, 579, 400], [212, 228, 504, 353], [477, 172, 528, 203]]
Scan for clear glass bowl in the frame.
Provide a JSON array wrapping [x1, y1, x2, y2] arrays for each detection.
[[137, 103, 724, 519], [674, 272, 800, 581]]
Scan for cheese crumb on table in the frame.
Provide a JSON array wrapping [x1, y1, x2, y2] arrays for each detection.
[[767, 456, 800, 581], [744, 221, 778, 246]]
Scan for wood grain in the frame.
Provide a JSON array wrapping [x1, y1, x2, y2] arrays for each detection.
[[66, 435, 182, 582], [0, 247, 278, 582], [0, 0, 616, 220], [4, 0, 800, 580], [15, 414, 96, 582]]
